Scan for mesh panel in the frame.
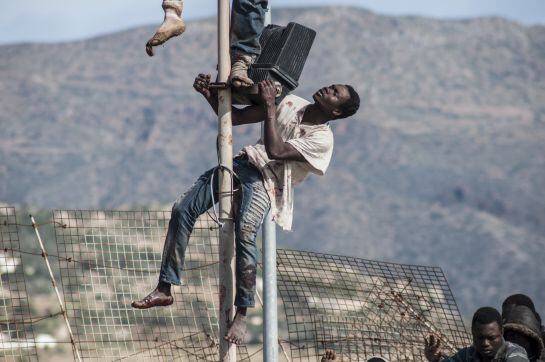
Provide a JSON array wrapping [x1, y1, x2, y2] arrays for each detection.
[[2, 207, 470, 361], [0, 207, 38, 361], [53, 210, 250, 361], [277, 249, 471, 361]]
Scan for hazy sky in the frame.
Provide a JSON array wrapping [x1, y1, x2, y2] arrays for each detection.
[[1, 0, 544, 45]]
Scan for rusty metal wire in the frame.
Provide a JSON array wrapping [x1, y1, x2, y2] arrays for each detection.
[[276, 249, 471, 361], [0, 206, 38, 361]]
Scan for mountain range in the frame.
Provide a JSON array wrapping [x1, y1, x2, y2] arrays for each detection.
[[1, 6, 544, 317]]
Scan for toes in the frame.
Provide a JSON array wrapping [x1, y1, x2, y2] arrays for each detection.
[[240, 80, 254, 88], [223, 334, 241, 345], [148, 38, 164, 47], [145, 43, 155, 57]]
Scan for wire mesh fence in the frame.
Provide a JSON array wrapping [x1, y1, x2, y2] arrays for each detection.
[[276, 249, 471, 361], [0, 206, 38, 361], [0, 206, 471, 361], [53, 209, 250, 361]]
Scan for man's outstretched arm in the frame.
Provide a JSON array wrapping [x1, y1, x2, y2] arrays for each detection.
[[193, 73, 265, 126], [259, 80, 306, 162]]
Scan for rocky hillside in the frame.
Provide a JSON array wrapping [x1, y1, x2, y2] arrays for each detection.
[[1, 6, 545, 317]]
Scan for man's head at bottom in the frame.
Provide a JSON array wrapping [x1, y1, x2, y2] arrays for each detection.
[[367, 357, 389, 362], [471, 307, 504, 359], [313, 84, 360, 120]]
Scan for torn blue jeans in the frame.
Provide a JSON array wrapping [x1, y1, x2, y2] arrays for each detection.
[[159, 155, 270, 308], [231, 0, 269, 56]]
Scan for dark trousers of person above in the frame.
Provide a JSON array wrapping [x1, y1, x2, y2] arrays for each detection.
[[231, 0, 269, 56], [158, 155, 270, 308]]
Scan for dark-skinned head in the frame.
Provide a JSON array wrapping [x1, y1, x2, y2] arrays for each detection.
[[472, 307, 504, 360], [502, 294, 541, 324], [502, 294, 536, 315], [503, 303, 544, 359], [313, 84, 360, 120]]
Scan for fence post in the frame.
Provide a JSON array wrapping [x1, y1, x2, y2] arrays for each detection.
[[262, 4, 278, 361], [217, 0, 236, 360], [30, 215, 82, 362]]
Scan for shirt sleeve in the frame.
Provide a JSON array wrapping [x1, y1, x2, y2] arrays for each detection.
[[287, 127, 334, 176]]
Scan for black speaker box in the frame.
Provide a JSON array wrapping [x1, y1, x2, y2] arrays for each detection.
[[233, 22, 316, 104]]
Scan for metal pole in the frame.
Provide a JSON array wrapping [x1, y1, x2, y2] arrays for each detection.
[[263, 212, 278, 362], [217, 0, 235, 360], [262, 4, 278, 361], [30, 215, 82, 362]]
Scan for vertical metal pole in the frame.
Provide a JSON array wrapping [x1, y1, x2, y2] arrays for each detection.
[[263, 213, 278, 362], [262, 5, 278, 362], [217, 0, 235, 361]]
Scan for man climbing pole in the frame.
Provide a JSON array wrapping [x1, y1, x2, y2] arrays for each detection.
[[146, 0, 267, 90], [131, 75, 361, 344], [137, 0, 360, 346]]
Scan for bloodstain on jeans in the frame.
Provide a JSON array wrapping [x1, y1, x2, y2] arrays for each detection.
[[241, 265, 256, 290]]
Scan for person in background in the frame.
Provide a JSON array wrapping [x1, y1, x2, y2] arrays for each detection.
[[502, 295, 545, 362], [425, 307, 529, 362]]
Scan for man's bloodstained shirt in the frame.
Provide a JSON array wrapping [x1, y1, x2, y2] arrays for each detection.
[[240, 94, 334, 230]]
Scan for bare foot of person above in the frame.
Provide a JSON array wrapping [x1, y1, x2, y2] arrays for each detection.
[[131, 281, 173, 309], [321, 349, 336, 361], [146, 0, 186, 56], [229, 53, 255, 88], [224, 308, 247, 345]]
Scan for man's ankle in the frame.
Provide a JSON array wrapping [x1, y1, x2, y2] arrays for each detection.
[[231, 51, 256, 62], [236, 307, 247, 317], [157, 281, 171, 294]]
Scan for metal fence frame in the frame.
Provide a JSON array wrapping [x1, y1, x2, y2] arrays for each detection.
[[1, 207, 471, 361]]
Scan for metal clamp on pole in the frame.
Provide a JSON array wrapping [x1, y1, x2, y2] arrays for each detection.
[[209, 82, 229, 89]]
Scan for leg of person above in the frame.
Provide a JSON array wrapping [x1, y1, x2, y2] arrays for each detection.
[[229, 0, 268, 88], [132, 167, 217, 309], [224, 157, 270, 344], [146, 0, 186, 56]]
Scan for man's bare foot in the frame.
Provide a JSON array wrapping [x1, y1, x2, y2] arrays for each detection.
[[131, 281, 173, 309], [224, 308, 247, 345], [321, 349, 336, 361], [229, 53, 255, 88], [146, 0, 186, 56]]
